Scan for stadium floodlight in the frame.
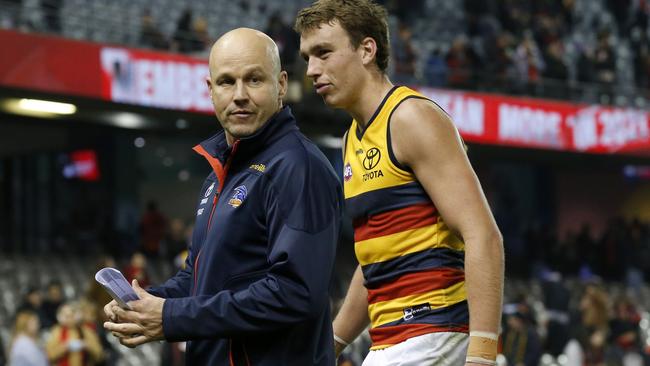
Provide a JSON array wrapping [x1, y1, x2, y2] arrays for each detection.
[[18, 98, 77, 115], [110, 112, 147, 129]]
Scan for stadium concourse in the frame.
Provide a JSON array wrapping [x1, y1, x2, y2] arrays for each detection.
[[1, 0, 650, 365]]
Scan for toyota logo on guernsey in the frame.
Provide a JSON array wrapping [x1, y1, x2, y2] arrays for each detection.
[[362, 148, 383, 181], [362, 148, 381, 170]]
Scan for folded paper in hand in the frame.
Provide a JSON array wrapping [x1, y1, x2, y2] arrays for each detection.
[[95, 267, 140, 309]]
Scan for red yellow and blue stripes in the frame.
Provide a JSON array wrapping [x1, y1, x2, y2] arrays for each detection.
[[343, 86, 468, 349], [368, 301, 469, 347]]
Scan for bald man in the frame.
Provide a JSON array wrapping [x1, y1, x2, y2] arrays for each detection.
[[103, 28, 342, 365]]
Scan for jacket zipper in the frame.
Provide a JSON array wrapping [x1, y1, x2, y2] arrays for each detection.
[[193, 141, 240, 295]]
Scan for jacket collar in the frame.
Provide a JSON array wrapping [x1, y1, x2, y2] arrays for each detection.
[[194, 106, 298, 166]]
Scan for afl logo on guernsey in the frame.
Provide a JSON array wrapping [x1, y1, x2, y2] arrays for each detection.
[[228, 185, 247, 208], [362, 148, 381, 170], [344, 163, 353, 182]]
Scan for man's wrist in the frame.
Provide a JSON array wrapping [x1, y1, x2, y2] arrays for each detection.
[[333, 334, 350, 357], [466, 331, 498, 366], [333, 334, 350, 346]]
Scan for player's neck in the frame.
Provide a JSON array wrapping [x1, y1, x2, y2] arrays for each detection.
[[349, 76, 393, 128]]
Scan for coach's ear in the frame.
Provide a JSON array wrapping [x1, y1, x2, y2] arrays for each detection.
[[359, 37, 378, 68], [277, 70, 288, 102], [206, 76, 213, 93]]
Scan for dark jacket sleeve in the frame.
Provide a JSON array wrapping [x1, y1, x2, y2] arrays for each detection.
[[161, 152, 342, 340], [147, 249, 194, 298]]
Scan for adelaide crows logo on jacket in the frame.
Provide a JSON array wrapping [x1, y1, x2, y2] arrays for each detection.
[[228, 185, 247, 208]]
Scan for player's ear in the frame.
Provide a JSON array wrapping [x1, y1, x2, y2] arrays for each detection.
[[359, 37, 378, 68]]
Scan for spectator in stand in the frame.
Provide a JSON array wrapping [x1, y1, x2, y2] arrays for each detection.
[[533, 13, 564, 49], [123, 252, 151, 289], [629, 0, 649, 39], [542, 39, 568, 99], [381, 0, 424, 22], [86, 256, 117, 322], [46, 302, 104, 366], [42, 280, 65, 329], [631, 28, 650, 90], [575, 42, 596, 96], [560, 0, 575, 30], [512, 33, 545, 95], [464, 0, 492, 38], [600, 217, 627, 280], [139, 200, 167, 257], [499, 0, 532, 36], [40, 0, 61, 33], [16, 286, 46, 328], [166, 218, 188, 261], [626, 219, 650, 299], [446, 35, 479, 89], [424, 47, 448, 87], [391, 22, 417, 84], [540, 270, 571, 357], [606, 0, 632, 35], [80, 300, 117, 366], [265, 12, 299, 76], [191, 16, 211, 56], [140, 9, 169, 50], [501, 301, 542, 366], [576, 224, 599, 274], [593, 30, 617, 102], [483, 31, 515, 90], [0, 0, 22, 29], [172, 9, 205, 54], [567, 284, 610, 366], [608, 295, 643, 365], [8, 310, 48, 366]]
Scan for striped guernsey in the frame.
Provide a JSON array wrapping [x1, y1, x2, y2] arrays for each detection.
[[343, 86, 469, 350]]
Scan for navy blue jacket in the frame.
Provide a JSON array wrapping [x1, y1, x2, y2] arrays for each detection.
[[149, 107, 342, 365]]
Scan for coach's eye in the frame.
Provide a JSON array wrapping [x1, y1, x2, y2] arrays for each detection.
[[217, 78, 234, 86], [249, 74, 264, 85]]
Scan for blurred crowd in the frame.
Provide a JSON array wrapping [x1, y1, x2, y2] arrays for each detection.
[[0, 198, 191, 366], [389, 0, 650, 104], [5, 275, 115, 365], [2, 0, 649, 104], [506, 217, 650, 286], [1, 251, 190, 366], [500, 279, 650, 366], [137, 0, 650, 104], [336, 273, 650, 366]]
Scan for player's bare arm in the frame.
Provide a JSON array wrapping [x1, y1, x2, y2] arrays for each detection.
[[332, 265, 370, 357], [332, 130, 370, 357], [390, 98, 504, 364]]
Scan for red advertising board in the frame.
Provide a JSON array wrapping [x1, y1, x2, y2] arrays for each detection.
[[418, 87, 650, 155], [0, 30, 212, 113], [1, 29, 649, 156], [98, 47, 211, 113]]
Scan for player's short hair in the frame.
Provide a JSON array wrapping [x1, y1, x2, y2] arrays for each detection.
[[295, 0, 390, 73]]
